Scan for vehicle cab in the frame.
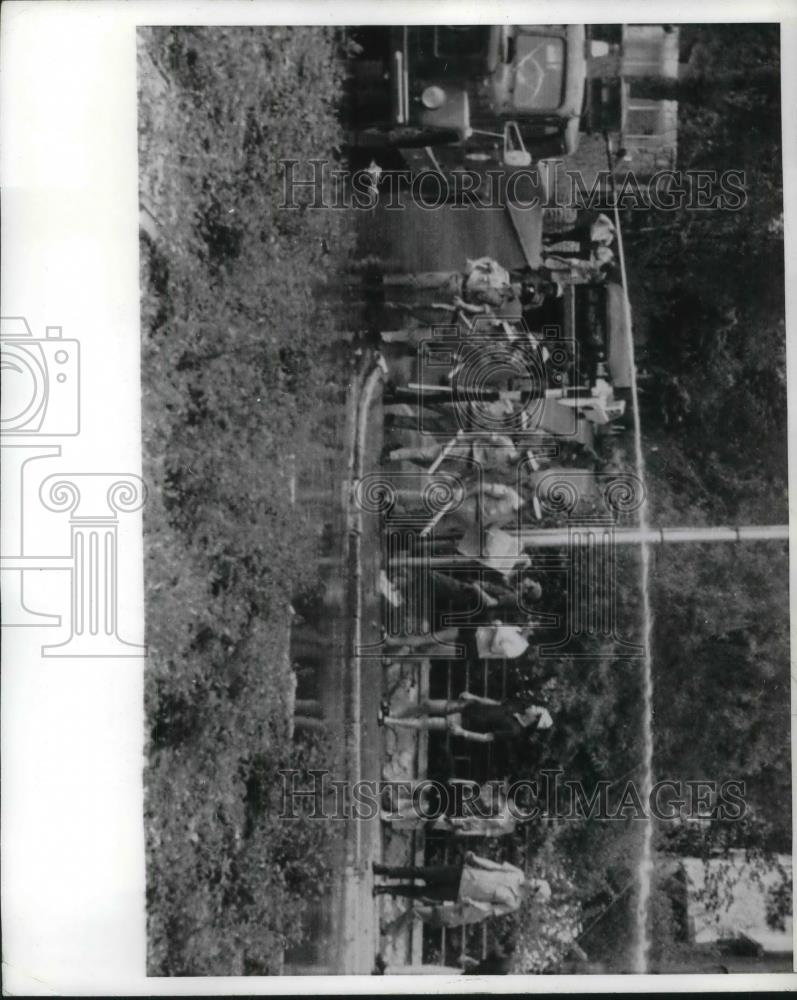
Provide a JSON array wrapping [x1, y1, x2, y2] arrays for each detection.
[[353, 25, 599, 173]]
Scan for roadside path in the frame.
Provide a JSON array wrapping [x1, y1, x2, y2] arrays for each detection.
[[336, 358, 386, 973]]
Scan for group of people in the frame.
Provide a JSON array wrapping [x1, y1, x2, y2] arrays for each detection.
[[542, 211, 618, 285], [368, 218, 628, 951], [372, 849, 551, 927], [373, 280, 561, 931], [373, 705, 553, 929], [377, 317, 622, 670], [378, 210, 617, 339]]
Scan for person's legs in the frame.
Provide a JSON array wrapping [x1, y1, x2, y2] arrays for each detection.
[[383, 715, 448, 732], [424, 698, 463, 715], [385, 627, 460, 650], [375, 883, 458, 901], [291, 625, 329, 660], [388, 443, 443, 465], [432, 571, 476, 606], [386, 641, 461, 659], [386, 412, 453, 433], [294, 699, 323, 718], [293, 716, 326, 732], [373, 862, 459, 883], [291, 641, 328, 662], [373, 863, 461, 899], [446, 719, 474, 739], [383, 301, 455, 326], [390, 697, 465, 720], [387, 628, 459, 649], [292, 624, 327, 645]]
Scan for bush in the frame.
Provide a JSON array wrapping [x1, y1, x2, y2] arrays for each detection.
[[140, 26, 356, 975]]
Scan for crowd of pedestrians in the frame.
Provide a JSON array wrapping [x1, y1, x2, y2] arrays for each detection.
[[369, 220, 623, 951]]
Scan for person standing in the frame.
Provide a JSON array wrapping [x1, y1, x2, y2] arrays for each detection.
[[427, 569, 545, 619], [373, 852, 550, 926], [386, 431, 520, 476], [379, 691, 553, 742], [432, 781, 519, 838], [456, 256, 516, 313], [380, 778, 519, 837], [440, 481, 527, 536], [543, 212, 615, 257]]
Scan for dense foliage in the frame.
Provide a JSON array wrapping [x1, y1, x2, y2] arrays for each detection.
[[601, 23, 788, 966], [140, 26, 356, 974], [628, 24, 785, 524], [627, 24, 790, 854]]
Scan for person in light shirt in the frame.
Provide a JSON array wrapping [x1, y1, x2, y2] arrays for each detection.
[[454, 256, 516, 314], [475, 621, 531, 659], [436, 481, 527, 539], [381, 779, 519, 838], [381, 620, 534, 661], [433, 781, 519, 838], [386, 431, 520, 476], [373, 852, 550, 925]]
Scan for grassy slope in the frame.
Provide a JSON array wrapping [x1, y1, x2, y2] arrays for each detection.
[[139, 27, 355, 975]]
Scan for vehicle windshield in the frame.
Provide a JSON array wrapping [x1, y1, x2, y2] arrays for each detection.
[[511, 33, 565, 110]]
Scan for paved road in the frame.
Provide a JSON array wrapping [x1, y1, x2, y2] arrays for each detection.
[[356, 199, 538, 274]]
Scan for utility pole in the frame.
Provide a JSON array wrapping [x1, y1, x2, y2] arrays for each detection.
[[509, 524, 789, 547], [385, 524, 789, 568]]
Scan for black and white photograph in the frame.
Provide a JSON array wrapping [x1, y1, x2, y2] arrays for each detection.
[[1, 3, 794, 994], [137, 17, 791, 980]]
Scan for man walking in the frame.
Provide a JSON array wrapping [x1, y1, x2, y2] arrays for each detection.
[[386, 431, 520, 477], [373, 851, 550, 924], [379, 691, 553, 742]]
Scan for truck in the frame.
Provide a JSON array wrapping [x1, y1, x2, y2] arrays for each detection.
[[348, 25, 608, 175]]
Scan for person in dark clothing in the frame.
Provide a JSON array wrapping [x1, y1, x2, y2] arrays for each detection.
[[506, 266, 564, 325], [430, 569, 544, 615], [372, 861, 462, 902], [381, 692, 553, 744], [372, 852, 543, 920], [519, 273, 564, 311]]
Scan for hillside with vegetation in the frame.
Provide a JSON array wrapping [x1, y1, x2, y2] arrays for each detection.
[[139, 26, 359, 975], [627, 23, 789, 967], [626, 22, 788, 847]]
